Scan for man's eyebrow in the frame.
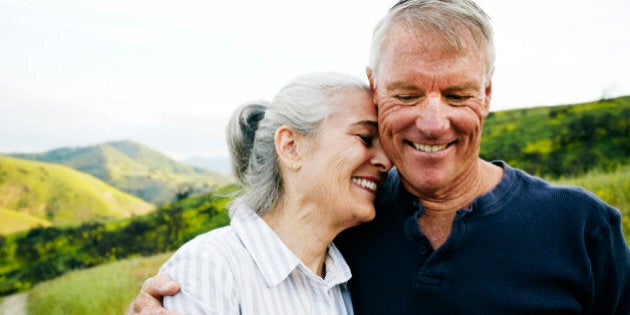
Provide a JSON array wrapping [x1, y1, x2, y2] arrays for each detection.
[[443, 82, 480, 92], [386, 81, 420, 91], [386, 81, 480, 92]]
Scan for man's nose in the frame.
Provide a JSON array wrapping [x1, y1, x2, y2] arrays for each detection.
[[415, 94, 449, 136]]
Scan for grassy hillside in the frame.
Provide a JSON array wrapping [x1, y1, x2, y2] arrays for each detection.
[[27, 253, 171, 315], [0, 156, 154, 234], [481, 96, 630, 177], [0, 209, 52, 235], [10, 140, 232, 205], [0, 186, 234, 295]]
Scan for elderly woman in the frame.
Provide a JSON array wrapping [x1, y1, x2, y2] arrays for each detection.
[[157, 72, 391, 314]]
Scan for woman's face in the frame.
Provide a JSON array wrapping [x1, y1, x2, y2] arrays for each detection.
[[299, 88, 392, 229]]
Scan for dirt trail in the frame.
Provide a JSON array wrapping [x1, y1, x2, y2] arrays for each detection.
[[0, 293, 27, 315]]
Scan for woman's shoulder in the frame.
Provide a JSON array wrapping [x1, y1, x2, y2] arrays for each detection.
[[160, 226, 245, 313], [162, 226, 246, 268]]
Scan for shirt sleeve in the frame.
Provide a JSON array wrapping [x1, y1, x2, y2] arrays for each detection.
[[159, 238, 240, 315], [585, 207, 630, 314]]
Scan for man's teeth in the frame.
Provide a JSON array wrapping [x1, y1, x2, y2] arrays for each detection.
[[412, 143, 448, 152], [352, 178, 377, 192]]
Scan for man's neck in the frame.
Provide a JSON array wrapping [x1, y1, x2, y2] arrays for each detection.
[[415, 159, 504, 248]]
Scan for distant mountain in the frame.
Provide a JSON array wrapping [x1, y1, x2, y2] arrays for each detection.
[[0, 155, 154, 235], [10, 140, 231, 205], [182, 155, 233, 176]]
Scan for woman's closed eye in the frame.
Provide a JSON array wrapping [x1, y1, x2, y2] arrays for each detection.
[[358, 134, 375, 147]]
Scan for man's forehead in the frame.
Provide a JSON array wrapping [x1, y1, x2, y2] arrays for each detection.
[[375, 47, 487, 86]]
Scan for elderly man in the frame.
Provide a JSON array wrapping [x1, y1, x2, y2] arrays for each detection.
[[128, 0, 630, 314]]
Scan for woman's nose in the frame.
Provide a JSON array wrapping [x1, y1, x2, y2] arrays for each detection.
[[371, 139, 392, 172]]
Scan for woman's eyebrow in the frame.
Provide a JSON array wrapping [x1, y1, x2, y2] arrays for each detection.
[[349, 120, 378, 133]]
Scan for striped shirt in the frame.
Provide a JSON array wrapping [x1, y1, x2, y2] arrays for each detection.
[[159, 205, 354, 315]]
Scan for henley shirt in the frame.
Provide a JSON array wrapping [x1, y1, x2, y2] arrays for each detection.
[[336, 161, 630, 314]]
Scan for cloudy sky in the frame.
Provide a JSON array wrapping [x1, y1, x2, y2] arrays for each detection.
[[1, 0, 629, 159]]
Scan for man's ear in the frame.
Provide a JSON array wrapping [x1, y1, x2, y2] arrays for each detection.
[[274, 125, 301, 170], [482, 79, 493, 117]]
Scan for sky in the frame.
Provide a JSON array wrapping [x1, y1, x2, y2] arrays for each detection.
[[1, 0, 629, 160]]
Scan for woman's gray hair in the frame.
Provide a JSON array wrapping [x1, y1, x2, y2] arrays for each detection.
[[226, 72, 369, 216], [370, 0, 494, 77]]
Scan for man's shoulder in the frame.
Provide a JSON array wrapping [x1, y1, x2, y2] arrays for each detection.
[[507, 163, 606, 203], [503, 162, 621, 222]]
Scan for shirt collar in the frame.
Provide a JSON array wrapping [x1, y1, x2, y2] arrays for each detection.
[[468, 161, 518, 216], [381, 161, 515, 216], [230, 205, 352, 288]]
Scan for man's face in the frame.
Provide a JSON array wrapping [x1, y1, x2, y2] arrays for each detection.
[[368, 23, 492, 197]]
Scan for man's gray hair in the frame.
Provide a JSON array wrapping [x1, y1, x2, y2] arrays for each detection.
[[370, 0, 494, 76], [226, 72, 369, 216]]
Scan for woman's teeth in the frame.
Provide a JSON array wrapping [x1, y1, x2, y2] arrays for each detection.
[[352, 178, 377, 192]]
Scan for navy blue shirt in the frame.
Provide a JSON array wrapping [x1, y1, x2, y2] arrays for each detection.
[[336, 162, 630, 314]]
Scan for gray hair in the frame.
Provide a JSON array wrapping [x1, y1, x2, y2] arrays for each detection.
[[370, 0, 494, 76], [226, 72, 369, 216]]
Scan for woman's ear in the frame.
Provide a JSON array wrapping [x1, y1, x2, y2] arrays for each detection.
[[274, 125, 301, 171]]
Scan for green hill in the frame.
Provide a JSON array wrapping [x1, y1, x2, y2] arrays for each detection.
[[0, 186, 234, 295], [481, 96, 630, 177], [0, 208, 52, 235], [10, 140, 232, 205], [0, 156, 154, 234]]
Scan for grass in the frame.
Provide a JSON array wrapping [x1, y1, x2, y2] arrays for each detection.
[[0, 208, 51, 235], [27, 253, 171, 315]]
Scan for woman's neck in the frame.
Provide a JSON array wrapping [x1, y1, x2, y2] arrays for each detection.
[[262, 202, 335, 278]]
